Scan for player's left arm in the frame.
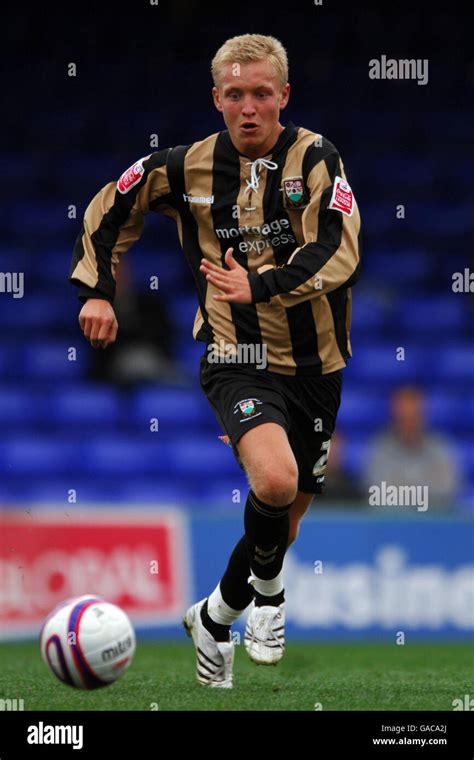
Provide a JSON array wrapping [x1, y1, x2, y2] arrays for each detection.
[[248, 148, 362, 306]]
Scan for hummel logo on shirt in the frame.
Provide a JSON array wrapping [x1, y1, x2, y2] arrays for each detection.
[[183, 193, 214, 204]]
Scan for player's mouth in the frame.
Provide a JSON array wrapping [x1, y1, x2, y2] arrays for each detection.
[[240, 122, 259, 133]]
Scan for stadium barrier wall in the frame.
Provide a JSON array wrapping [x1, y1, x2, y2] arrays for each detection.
[[0, 507, 472, 641]]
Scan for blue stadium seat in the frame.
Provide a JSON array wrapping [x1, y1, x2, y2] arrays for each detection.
[[349, 295, 393, 335], [51, 385, 123, 425], [23, 342, 91, 378], [428, 205, 473, 235], [11, 203, 71, 235], [337, 389, 389, 430], [362, 248, 433, 284], [340, 436, 371, 479], [395, 296, 465, 333], [82, 436, 236, 478], [467, 396, 474, 428], [34, 251, 72, 283], [116, 478, 244, 514], [7, 476, 125, 504], [0, 294, 76, 328], [349, 344, 425, 384], [164, 438, 238, 477], [425, 391, 467, 431], [386, 156, 438, 187], [0, 345, 22, 380], [166, 295, 200, 335], [0, 436, 81, 474], [171, 339, 207, 372], [197, 477, 250, 507], [435, 345, 474, 381], [127, 249, 187, 290], [458, 437, 474, 477], [458, 488, 474, 512], [131, 387, 214, 431], [116, 478, 195, 504], [0, 387, 42, 423], [0, 247, 30, 274], [83, 436, 162, 474]]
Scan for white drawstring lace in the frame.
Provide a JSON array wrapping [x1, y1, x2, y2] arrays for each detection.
[[244, 157, 278, 194]]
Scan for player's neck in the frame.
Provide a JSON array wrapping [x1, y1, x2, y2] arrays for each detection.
[[238, 124, 285, 161]]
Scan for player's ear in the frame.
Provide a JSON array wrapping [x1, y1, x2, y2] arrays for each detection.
[[212, 86, 223, 112], [279, 83, 290, 109]]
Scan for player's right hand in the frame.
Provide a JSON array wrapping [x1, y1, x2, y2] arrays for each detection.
[[78, 298, 118, 349]]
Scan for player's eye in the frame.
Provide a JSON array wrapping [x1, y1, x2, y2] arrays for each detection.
[[227, 92, 268, 100]]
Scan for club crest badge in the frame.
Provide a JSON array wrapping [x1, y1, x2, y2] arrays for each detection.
[[233, 398, 263, 422], [282, 176, 308, 209]]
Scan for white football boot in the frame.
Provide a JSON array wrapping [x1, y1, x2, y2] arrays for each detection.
[[182, 598, 234, 688], [244, 600, 285, 665]]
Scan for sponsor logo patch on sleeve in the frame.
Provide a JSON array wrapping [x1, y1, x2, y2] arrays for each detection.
[[117, 157, 146, 194], [328, 175, 354, 216]]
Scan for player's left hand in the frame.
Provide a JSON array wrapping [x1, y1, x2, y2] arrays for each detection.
[[200, 248, 252, 304]]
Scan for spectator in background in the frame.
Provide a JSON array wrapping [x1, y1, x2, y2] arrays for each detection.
[[363, 386, 461, 511], [89, 257, 187, 387]]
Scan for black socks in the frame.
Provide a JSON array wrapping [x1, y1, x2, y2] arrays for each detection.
[[244, 489, 291, 581], [200, 490, 292, 640], [220, 535, 255, 610]]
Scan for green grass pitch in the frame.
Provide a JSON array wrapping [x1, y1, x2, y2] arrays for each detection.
[[0, 641, 472, 711]]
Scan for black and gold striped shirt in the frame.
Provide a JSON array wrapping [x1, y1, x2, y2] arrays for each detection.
[[69, 120, 361, 375]]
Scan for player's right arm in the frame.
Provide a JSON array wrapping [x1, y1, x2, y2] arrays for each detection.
[[69, 149, 175, 348], [247, 141, 361, 307]]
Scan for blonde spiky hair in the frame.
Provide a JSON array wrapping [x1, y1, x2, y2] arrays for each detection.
[[211, 34, 289, 91]]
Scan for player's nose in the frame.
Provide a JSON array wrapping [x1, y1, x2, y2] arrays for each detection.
[[241, 96, 257, 114]]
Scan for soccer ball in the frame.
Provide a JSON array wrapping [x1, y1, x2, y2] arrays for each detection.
[[40, 595, 136, 689]]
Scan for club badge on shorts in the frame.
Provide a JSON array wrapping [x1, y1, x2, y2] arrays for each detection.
[[233, 398, 263, 422], [282, 176, 308, 209]]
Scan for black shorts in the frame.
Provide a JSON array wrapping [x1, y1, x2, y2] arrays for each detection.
[[199, 354, 343, 494]]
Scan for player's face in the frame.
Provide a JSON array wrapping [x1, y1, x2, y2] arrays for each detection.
[[212, 60, 290, 160]]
